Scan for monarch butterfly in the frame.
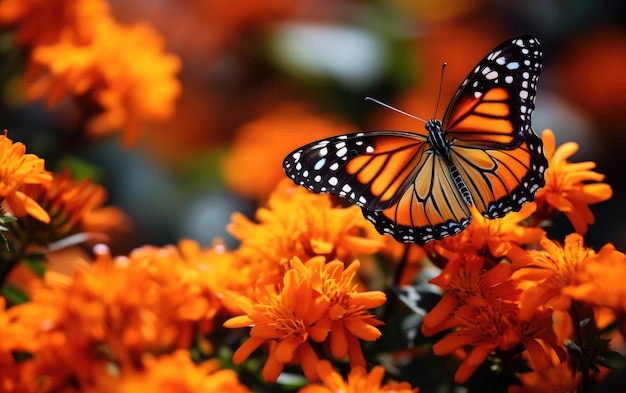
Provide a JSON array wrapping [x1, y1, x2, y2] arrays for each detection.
[[283, 35, 547, 245]]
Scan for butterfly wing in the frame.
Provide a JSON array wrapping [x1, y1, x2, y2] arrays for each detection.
[[283, 131, 474, 244], [283, 131, 428, 212], [362, 152, 472, 244], [282, 35, 546, 245], [440, 35, 546, 219], [449, 127, 547, 219], [442, 35, 542, 148]]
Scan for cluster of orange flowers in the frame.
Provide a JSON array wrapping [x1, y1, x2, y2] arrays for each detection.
[[0, 0, 181, 146], [1, 123, 620, 392]]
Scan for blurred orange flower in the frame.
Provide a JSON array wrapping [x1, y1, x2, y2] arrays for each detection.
[[25, 17, 181, 146], [0, 131, 52, 223], [0, 240, 232, 391], [228, 179, 384, 289], [509, 353, 580, 393], [97, 350, 252, 393], [0, 0, 110, 46], [534, 129, 612, 234], [299, 360, 419, 393], [223, 104, 354, 200]]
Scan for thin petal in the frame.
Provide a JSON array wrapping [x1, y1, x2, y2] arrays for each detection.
[[330, 322, 348, 359], [232, 336, 266, 364], [223, 315, 254, 329], [343, 318, 381, 341]]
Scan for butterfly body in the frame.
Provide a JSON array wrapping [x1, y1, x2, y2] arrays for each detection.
[[283, 36, 547, 245]]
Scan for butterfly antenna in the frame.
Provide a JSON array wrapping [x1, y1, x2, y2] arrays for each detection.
[[433, 62, 447, 119], [364, 97, 427, 123]]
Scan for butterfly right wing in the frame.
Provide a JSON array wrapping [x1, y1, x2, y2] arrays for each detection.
[[442, 35, 542, 149], [362, 149, 472, 244]]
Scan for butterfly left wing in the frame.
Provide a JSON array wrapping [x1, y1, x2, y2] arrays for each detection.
[[283, 131, 428, 212]]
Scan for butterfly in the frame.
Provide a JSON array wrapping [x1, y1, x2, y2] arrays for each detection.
[[283, 35, 547, 245]]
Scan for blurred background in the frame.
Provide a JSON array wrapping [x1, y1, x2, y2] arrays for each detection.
[[1, 0, 625, 253]]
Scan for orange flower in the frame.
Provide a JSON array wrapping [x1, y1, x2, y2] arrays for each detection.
[[95, 350, 252, 393], [0, 131, 52, 223], [423, 256, 565, 383], [513, 233, 596, 320], [0, 0, 110, 46], [1, 241, 232, 391], [25, 16, 181, 146], [290, 257, 386, 369], [509, 354, 580, 393], [562, 242, 626, 333], [299, 360, 419, 393], [223, 104, 354, 200], [534, 129, 612, 234], [228, 179, 384, 289], [428, 204, 544, 268], [223, 264, 331, 382], [15, 170, 130, 246]]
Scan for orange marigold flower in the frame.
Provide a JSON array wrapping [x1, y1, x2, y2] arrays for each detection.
[[428, 204, 544, 268], [299, 360, 419, 393], [228, 179, 384, 288], [509, 352, 580, 393], [1, 241, 230, 391], [24, 17, 181, 147], [423, 256, 565, 383], [513, 233, 597, 320], [290, 257, 386, 369], [223, 104, 353, 200], [534, 129, 612, 234], [223, 263, 331, 382], [0, 131, 52, 223], [95, 350, 252, 393], [15, 170, 131, 247], [0, 0, 110, 46], [561, 242, 626, 333]]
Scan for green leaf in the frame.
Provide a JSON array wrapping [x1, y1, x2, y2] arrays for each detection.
[[1, 283, 29, 305]]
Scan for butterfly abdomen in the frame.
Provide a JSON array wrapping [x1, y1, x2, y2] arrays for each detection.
[[449, 165, 474, 206]]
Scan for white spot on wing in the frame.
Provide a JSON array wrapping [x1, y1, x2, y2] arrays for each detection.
[[506, 62, 520, 70]]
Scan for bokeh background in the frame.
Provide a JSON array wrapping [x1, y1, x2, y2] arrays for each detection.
[[2, 0, 626, 254]]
